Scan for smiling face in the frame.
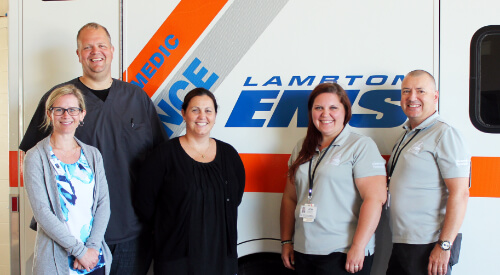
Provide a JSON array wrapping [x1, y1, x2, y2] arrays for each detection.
[[401, 73, 439, 129], [311, 92, 346, 141], [76, 27, 114, 80], [182, 95, 216, 138], [48, 94, 86, 136]]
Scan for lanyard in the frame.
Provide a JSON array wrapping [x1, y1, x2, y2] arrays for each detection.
[[387, 129, 421, 187], [307, 137, 337, 202]]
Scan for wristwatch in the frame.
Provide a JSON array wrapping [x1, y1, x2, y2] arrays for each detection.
[[438, 239, 452, 251]]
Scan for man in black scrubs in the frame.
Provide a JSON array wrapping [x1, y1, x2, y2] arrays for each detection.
[[20, 22, 167, 275]]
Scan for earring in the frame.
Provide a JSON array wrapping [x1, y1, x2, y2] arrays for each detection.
[[79, 121, 84, 127]]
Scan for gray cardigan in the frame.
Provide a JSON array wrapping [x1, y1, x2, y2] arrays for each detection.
[[24, 136, 112, 275]]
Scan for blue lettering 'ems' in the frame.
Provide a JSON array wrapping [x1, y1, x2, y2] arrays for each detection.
[[268, 90, 310, 127], [227, 89, 363, 128], [350, 89, 406, 128], [226, 90, 280, 127], [226, 89, 405, 128]]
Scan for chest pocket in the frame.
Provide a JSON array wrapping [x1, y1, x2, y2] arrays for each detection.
[[121, 116, 153, 157]]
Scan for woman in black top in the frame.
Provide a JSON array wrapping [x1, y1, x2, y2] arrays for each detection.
[[135, 88, 245, 275]]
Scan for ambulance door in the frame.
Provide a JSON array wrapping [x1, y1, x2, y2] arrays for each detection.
[[440, 1, 500, 274]]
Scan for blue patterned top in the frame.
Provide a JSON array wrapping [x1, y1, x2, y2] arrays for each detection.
[[50, 147, 105, 274]]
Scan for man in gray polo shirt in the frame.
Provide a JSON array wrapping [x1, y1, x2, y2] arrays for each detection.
[[386, 70, 470, 275]]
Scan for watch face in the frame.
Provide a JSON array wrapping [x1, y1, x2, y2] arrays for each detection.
[[441, 241, 451, 250]]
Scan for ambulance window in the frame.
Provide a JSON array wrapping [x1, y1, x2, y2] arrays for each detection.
[[470, 25, 500, 133]]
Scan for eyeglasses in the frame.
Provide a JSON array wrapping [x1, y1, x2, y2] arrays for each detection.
[[49, 107, 83, 116]]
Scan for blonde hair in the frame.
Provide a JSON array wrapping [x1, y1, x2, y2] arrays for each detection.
[[41, 84, 86, 131]]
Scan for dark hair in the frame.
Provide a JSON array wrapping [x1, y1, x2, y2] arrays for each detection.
[[77, 22, 112, 47], [182, 88, 218, 113], [287, 83, 352, 181]]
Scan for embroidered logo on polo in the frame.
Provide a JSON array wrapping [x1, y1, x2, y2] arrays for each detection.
[[408, 141, 424, 154], [329, 153, 342, 166]]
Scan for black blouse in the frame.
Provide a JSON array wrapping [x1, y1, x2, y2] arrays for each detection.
[[135, 137, 245, 275]]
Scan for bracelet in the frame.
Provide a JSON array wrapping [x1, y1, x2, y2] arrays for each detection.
[[281, 240, 293, 246]]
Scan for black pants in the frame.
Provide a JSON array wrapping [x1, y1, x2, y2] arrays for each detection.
[[88, 266, 105, 275], [108, 233, 153, 275], [387, 243, 452, 275], [294, 251, 374, 275]]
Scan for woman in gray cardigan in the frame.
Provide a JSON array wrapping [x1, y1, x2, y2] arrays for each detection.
[[24, 84, 112, 275]]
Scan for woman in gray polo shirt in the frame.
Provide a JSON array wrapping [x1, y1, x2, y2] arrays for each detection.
[[280, 83, 387, 274]]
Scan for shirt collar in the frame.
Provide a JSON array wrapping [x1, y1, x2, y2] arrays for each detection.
[[315, 124, 352, 152], [334, 124, 352, 146], [402, 111, 439, 132]]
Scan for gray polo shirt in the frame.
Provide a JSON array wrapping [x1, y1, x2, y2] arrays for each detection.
[[289, 125, 386, 255], [388, 112, 470, 244]]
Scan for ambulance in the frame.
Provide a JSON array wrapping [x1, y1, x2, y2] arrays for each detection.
[[8, 0, 500, 274]]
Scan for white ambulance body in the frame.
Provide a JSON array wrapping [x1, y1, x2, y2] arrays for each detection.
[[8, 0, 500, 274]]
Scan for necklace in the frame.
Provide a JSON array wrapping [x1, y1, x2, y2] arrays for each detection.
[[184, 137, 211, 158], [50, 140, 80, 156]]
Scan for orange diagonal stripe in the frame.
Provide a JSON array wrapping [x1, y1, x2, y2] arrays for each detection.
[[123, 0, 228, 97]]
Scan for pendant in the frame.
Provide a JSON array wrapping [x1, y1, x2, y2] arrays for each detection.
[[202, 155, 206, 158]]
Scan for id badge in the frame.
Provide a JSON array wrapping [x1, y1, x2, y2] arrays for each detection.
[[300, 204, 317, 222]]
